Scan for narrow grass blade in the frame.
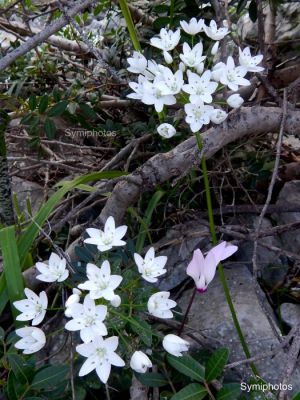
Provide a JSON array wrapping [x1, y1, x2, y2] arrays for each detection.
[[0, 226, 24, 319]]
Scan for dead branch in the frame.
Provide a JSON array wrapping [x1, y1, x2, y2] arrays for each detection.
[[0, 0, 96, 71], [0, 17, 90, 54], [94, 107, 300, 227]]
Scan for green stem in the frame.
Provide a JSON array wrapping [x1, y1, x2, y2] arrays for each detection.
[[169, 0, 175, 27], [195, 132, 259, 376], [118, 0, 141, 52]]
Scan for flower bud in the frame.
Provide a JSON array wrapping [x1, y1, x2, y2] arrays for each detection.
[[210, 109, 227, 124], [157, 123, 176, 139], [227, 93, 244, 108], [211, 41, 219, 56], [162, 334, 190, 357], [130, 351, 152, 373], [110, 295, 121, 308], [163, 51, 173, 64]]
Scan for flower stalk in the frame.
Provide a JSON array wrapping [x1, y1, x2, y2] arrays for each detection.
[[195, 132, 259, 376], [118, 0, 141, 52]]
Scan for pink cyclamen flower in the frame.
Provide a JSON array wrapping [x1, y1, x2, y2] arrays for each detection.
[[186, 242, 238, 292]]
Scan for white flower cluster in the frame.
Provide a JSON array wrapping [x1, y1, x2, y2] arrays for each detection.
[[13, 252, 69, 354], [12, 216, 189, 384], [127, 18, 263, 137]]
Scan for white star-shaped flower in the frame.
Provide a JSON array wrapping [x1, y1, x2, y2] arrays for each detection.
[[180, 42, 206, 69], [13, 288, 47, 326], [213, 56, 250, 91], [159, 67, 184, 95], [134, 247, 167, 283], [239, 47, 264, 72], [84, 216, 127, 252], [15, 327, 46, 354], [35, 252, 69, 283], [183, 70, 218, 104], [142, 79, 176, 113], [180, 18, 204, 35], [204, 20, 229, 41], [65, 294, 107, 342], [184, 101, 214, 133], [147, 291, 177, 319], [127, 51, 147, 74], [78, 261, 122, 301], [76, 336, 125, 383], [150, 28, 181, 64]]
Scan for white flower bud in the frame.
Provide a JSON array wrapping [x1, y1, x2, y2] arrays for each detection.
[[163, 51, 173, 64], [157, 123, 176, 139], [227, 93, 244, 108], [162, 334, 190, 357], [210, 109, 228, 124], [211, 41, 219, 56], [110, 295, 121, 308], [130, 351, 152, 373]]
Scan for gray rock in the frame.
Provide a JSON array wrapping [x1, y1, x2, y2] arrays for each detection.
[[156, 217, 209, 290], [273, 180, 300, 254], [11, 176, 44, 217], [280, 303, 300, 329], [233, 215, 288, 287], [237, 3, 300, 45], [178, 264, 300, 394]]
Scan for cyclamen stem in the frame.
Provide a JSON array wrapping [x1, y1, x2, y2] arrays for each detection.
[[177, 287, 197, 337], [195, 132, 259, 376]]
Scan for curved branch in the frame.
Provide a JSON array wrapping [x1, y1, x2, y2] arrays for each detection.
[[96, 106, 300, 225]]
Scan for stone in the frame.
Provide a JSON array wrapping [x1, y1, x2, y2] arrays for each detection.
[[156, 217, 209, 290], [178, 264, 300, 394], [280, 303, 300, 329], [233, 215, 288, 287], [11, 176, 44, 217], [273, 180, 300, 254]]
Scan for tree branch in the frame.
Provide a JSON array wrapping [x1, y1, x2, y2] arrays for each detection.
[[0, 0, 96, 71], [95, 107, 300, 226]]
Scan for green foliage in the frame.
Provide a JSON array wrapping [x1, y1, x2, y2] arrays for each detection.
[[167, 355, 205, 382], [0, 226, 24, 320], [136, 372, 168, 387], [170, 383, 207, 400], [216, 383, 241, 400], [205, 348, 230, 382]]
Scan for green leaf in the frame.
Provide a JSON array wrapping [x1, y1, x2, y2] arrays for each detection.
[[0, 226, 24, 320], [136, 372, 168, 387], [28, 95, 37, 111], [292, 391, 300, 400], [8, 354, 34, 384], [6, 371, 19, 400], [47, 100, 68, 117], [249, 0, 257, 22], [135, 190, 165, 253], [167, 355, 205, 383], [205, 348, 229, 382], [153, 16, 170, 30], [0, 326, 5, 341], [237, 0, 247, 14], [217, 383, 241, 400], [170, 383, 207, 400], [79, 103, 98, 120], [31, 365, 68, 390], [129, 317, 152, 347], [44, 118, 56, 139], [38, 95, 49, 114]]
